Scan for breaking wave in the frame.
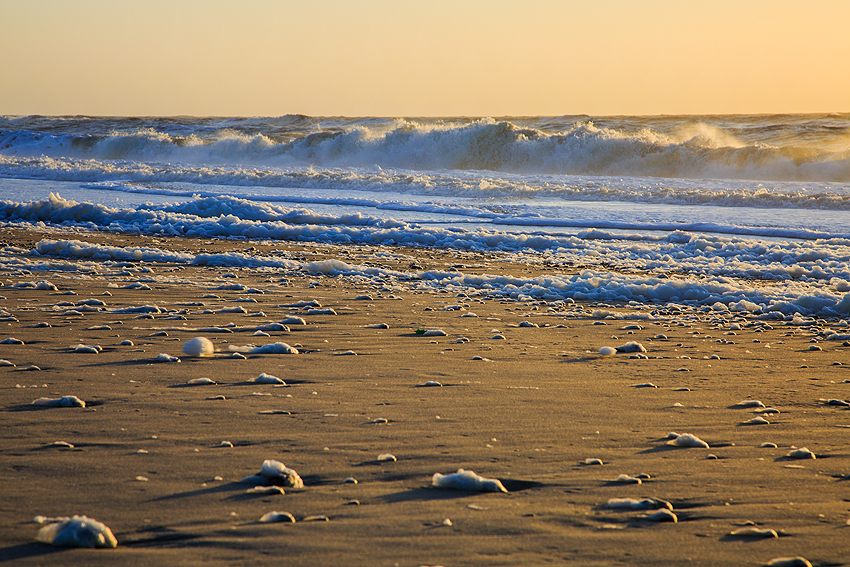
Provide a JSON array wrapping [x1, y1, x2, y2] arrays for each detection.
[[2, 115, 849, 182]]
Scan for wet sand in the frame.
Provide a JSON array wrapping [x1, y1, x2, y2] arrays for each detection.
[[1, 226, 849, 566]]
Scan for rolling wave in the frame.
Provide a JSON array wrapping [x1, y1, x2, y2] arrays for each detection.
[[3, 154, 850, 213], [2, 115, 849, 182]]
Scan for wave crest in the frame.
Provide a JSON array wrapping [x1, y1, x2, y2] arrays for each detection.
[[2, 116, 849, 182]]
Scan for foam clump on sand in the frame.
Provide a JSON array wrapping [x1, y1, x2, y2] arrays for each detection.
[[247, 486, 285, 495], [787, 447, 816, 459], [615, 474, 642, 484], [606, 497, 672, 511], [432, 469, 508, 493], [229, 343, 299, 354], [668, 433, 709, 448], [256, 323, 289, 332], [36, 515, 117, 548], [33, 396, 85, 408], [240, 459, 304, 489], [615, 341, 647, 353], [281, 300, 319, 308], [730, 527, 778, 538], [766, 558, 812, 567], [422, 329, 447, 337], [642, 509, 677, 522], [599, 346, 616, 356], [183, 337, 214, 357], [306, 308, 336, 315], [259, 511, 295, 523], [253, 373, 285, 385], [74, 344, 102, 354]]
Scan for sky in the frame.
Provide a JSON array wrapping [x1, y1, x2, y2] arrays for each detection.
[[2, 0, 849, 117]]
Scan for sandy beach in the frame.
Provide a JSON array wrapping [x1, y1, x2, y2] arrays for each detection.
[[1, 225, 849, 566]]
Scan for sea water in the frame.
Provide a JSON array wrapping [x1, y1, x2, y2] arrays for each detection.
[[2, 114, 850, 317]]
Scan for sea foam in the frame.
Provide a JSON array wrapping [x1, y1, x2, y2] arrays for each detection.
[[36, 515, 117, 548], [432, 469, 508, 493]]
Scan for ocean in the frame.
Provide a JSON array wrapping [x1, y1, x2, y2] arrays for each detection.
[[2, 113, 850, 318]]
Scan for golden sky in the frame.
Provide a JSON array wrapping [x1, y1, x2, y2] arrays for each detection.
[[2, 0, 848, 116]]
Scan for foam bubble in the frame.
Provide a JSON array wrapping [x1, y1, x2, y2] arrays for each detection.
[[183, 337, 214, 357]]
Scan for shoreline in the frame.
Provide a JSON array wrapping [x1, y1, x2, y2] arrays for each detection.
[[1, 225, 849, 566]]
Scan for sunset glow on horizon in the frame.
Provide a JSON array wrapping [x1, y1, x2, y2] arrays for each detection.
[[2, 0, 849, 117]]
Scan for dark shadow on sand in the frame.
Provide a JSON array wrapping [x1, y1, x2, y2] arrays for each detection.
[[638, 445, 690, 454], [719, 532, 783, 542], [352, 459, 407, 467], [76, 358, 179, 368], [774, 454, 824, 462], [0, 543, 66, 562], [3, 399, 103, 412], [145, 482, 246, 502], [381, 478, 543, 503], [147, 474, 327, 503], [120, 524, 212, 547]]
